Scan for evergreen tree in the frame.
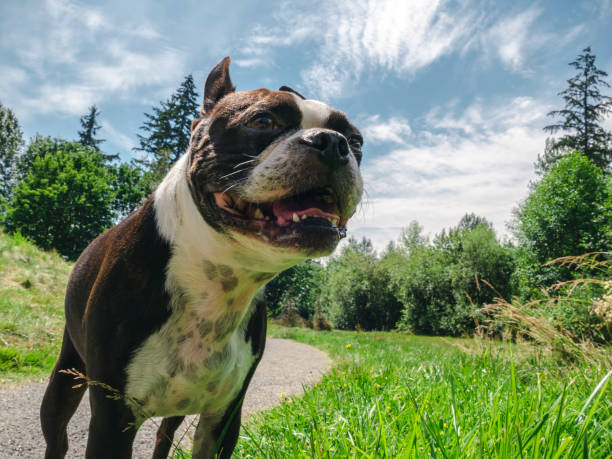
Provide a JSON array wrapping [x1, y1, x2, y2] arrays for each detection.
[[0, 101, 24, 208], [538, 47, 612, 172], [78, 105, 105, 152], [134, 74, 200, 183]]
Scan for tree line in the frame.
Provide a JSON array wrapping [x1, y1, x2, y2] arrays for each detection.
[[0, 75, 199, 259], [0, 48, 610, 339], [266, 47, 611, 341]]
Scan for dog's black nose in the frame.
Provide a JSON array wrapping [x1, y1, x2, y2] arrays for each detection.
[[302, 131, 350, 170]]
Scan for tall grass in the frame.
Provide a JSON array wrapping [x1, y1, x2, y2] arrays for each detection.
[[0, 230, 71, 384], [229, 326, 611, 458]]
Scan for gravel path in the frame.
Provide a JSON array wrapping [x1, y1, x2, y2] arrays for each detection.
[[0, 338, 330, 458]]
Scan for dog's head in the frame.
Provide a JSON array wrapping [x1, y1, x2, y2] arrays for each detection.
[[186, 57, 363, 258]]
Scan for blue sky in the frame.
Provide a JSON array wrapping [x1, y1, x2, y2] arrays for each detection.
[[1, 0, 611, 250]]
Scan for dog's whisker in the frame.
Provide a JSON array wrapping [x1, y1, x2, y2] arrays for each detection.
[[233, 159, 257, 169], [220, 169, 247, 180], [222, 182, 240, 194]]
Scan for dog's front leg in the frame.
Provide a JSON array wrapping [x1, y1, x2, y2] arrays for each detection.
[[191, 404, 243, 459], [85, 385, 139, 459]]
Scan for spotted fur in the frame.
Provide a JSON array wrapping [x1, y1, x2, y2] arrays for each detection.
[[40, 56, 363, 459]]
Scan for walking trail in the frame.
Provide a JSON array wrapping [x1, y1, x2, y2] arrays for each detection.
[[0, 338, 330, 458]]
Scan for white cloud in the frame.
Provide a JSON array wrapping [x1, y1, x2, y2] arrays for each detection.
[[239, 2, 587, 97], [1, 0, 185, 117], [234, 58, 267, 68], [362, 115, 412, 144], [301, 0, 478, 99], [237, 0, 479, 99], [480, 8, 584, 74], [83, 43, 185, 92], [352, 96, 550, 250], [484, 8, 541, 72]]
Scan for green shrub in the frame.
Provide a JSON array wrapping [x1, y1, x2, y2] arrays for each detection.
[[321, 238, 403, 331], [513, 152, 610, 296], [393, 221, 514, 336], [265, 260, 324, 320], [7, 141, 115, 260]]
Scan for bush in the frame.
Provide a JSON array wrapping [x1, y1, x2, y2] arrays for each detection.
[[265, 260, 324, 320], [6, 141, 116, 260], [513, 152, 610, 295], [393, 221, 514, 336], [321, 238, 403, 331]]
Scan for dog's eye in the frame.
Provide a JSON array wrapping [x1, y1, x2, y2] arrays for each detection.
[[348, 135, 363, 151], [348, 135, 363, 164], [246, 115, 279, 130]]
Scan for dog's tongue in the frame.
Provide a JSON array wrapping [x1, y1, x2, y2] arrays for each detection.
[[272, 196, 339, 226]]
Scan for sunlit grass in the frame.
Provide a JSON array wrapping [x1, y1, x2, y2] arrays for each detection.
[[0, 230, 71, 385], [229, 326, 611, 458]]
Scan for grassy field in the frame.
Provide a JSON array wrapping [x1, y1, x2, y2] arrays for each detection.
[[227, 326, 611, 459], [1, 231, 610, 457], [0, 230, 71, 385]]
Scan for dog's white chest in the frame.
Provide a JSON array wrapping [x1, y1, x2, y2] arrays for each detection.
[[125, 304, 257, 419], [124, 237, 262, 419]]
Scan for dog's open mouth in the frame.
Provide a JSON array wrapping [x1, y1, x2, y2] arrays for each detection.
[[213, 187, 348, 240]]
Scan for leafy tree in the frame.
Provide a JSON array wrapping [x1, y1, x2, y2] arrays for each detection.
[[394, 220, 513, 336], [538, 47, 612, 172], [398, 220, 427, 253], [321, 237, 402, 330], [110, 162, 147, 219], [135, 74, 200, 187], [265, 260, 324, 320], [457, 212, 492, 231], [7, 140, 115, 259], [514, 152, 610, 294], [0, 101, 24, 208]]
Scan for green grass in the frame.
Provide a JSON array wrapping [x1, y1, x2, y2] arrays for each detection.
[[0, 230, 71, 385], [227, 326, 611, 458], [1, 232, 610, 456]]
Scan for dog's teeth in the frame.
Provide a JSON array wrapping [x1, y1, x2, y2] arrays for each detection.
[[254, 208, 264, 220], [292, 213, 300, 223], [301, 215, 307, 220]]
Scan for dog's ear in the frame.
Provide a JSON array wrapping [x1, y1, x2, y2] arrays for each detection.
[[279, 85, 306, 100], [201, 56, 235, 115], [191, 118, 203, 132]]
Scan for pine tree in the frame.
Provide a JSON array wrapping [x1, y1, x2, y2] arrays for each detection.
[[538, 47, 612, 173], [78, 105, 105, 152], [0, 101, 24, 204], [134, 74, 200, 180]]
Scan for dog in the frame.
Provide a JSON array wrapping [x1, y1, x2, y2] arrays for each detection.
[[40, 56, 363, 459]]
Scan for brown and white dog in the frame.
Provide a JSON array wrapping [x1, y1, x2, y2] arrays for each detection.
[[40, 57, 363, 459]]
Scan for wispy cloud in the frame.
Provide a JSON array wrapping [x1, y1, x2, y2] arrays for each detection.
[[362, 115, 412, 144], [586, 0, 612, 17], [1, 0, 185, 118], [353, 96, 550, 248], [483, 8, 542, 72], [479, 8, 584, 74], [299, 0, 479, 99], [238, 1, 587, 98], [237, 0, 480, 99]]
